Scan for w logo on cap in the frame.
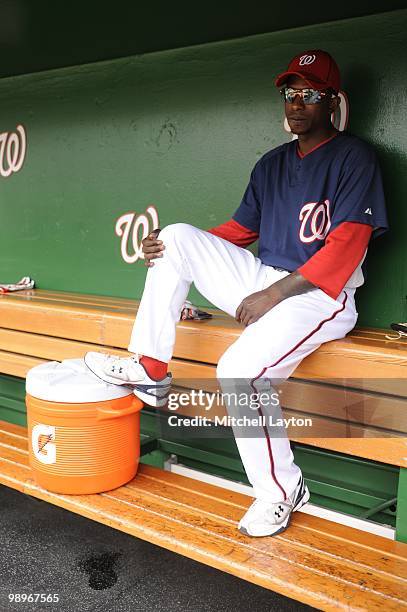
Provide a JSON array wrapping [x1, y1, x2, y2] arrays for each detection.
[[275, 49, 341, 93], [299, 54, 316, 66]]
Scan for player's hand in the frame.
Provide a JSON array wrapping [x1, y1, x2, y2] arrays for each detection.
[[235, 288, 281, 326], [142, 228, 165, 267]]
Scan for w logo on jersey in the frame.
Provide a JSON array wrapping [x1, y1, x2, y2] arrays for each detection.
[[299, 200, 331, 243]]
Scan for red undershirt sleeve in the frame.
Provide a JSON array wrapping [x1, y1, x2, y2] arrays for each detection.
[[298, 222, 373, 300], [207, 219, 259, 247]]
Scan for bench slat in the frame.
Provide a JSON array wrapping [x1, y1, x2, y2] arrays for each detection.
[[1, 347, 406, 466], [2, 327, 406, 436], [5, 289, 402, 346], [295, 438, 407, 468], [0, 329, 407, 437], [0, 350, 45, 378], [2, 338, 405, 443], [1, 291, 407, 379], [0, 421, 406, 611], [123, 473, 405, 578], [0, 289, 230, 319], [1, 289, 406, 466], [4, 289, 405, 346], [0, 328, 111, 363], [2, 325, 406, 398], [108, 485, 405, 596]]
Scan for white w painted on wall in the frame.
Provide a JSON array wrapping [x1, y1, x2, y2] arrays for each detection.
[[115, 205, 159, 263], [0, 124, 27, 178]]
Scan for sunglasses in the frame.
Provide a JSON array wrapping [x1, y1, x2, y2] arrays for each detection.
[[280, 87, 333, 105]]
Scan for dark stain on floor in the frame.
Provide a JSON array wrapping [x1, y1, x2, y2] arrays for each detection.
[[77, 551, 122, 590]]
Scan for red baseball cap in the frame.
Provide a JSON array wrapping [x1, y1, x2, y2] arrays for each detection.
[[275, 50, 340, 93]]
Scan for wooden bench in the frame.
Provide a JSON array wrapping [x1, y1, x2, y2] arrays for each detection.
[[1, 289, 407, 609], [1, 419, 406, 611], [0, 289, 406, 463]]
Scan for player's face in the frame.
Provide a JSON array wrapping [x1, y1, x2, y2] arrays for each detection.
[[284, 76, 337, 136]]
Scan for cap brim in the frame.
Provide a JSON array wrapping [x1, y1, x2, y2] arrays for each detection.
[[275, 70, 326, 89]]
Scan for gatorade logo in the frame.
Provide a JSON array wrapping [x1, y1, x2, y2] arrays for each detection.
[[32, 424, 56, 465]]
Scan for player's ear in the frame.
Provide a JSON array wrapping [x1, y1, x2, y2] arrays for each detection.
[[329, 94, 340, 113]]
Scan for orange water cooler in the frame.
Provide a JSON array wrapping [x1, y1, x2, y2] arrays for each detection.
[[26, 359, 143, 495]]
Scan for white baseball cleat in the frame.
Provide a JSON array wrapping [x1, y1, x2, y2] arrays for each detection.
[[83, 351, 172, 408], [238, 474, 310, 537]]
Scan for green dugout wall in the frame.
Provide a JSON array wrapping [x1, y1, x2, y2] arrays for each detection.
[[0, 9, 406, 534], [0, 9, 406, 327]]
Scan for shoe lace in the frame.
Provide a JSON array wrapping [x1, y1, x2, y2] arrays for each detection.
[[105, 354, 140, 374]]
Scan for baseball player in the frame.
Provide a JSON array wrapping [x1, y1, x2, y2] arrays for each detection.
[[85, 50, 388, 537]]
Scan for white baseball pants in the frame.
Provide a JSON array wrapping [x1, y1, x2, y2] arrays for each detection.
[[128, 223, 358, 502]]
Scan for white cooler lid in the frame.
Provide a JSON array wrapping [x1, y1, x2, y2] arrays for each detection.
[[26, 358, 133, 403]]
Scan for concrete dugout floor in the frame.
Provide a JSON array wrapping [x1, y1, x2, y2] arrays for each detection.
[[0, 486, 316, 612]]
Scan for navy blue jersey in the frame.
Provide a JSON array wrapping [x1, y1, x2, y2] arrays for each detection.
[[232, 131, 388, 272]]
